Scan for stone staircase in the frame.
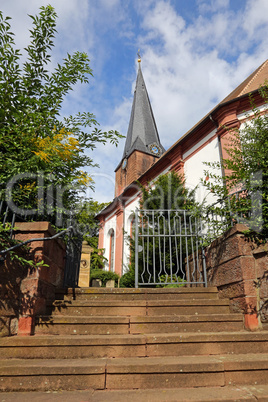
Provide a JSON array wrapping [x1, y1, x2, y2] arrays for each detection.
[[1, 287, 268, 401]]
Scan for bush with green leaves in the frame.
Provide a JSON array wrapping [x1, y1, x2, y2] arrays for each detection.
[[156, 274, 186, 288], [76, 198, 109, 270], [90, 269, 119, 287], [203, 84, 268, 240], [119, 265, 135, 288]]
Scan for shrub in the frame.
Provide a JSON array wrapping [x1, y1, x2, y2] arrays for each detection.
[[90, 269, 119, 287], [119, 266, 135, 288], [156, 275, 186, 288]]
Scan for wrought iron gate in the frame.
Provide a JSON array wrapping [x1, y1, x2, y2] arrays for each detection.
[[134, 209, 207, 288]]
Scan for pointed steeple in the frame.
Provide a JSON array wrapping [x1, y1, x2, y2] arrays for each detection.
[[119, 62, 165, 165], [114, 60, 165, 197]]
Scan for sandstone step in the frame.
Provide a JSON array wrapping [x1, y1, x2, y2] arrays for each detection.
[[49, 300, 147, 316], [0, 358, 105, 392], [56, 287, 219, 302], [0, 334, 147, 359], [146, 331, 268, 356], [130, 314, 243, 334], [48, 299, 230, 316], [34, 313, 243, 335], [89, 385, 268, 402], [2, 385, 268, 401], [1, 332, 268, 360], [34, 316, 130, 335], [1, 354, 268, 392]]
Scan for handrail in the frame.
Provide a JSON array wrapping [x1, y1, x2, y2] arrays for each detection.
[[0, 226, 73, 257]]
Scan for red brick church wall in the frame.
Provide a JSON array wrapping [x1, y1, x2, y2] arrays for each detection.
[[115, 151, 157, 197]]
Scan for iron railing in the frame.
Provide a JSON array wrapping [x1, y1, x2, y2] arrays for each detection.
[[0, 199, 82, 288], [135, 209, 207, 288]]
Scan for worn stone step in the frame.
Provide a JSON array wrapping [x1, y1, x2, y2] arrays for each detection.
[[146, 331, 268, 356], [129, 314, 243, 334], [1, 354, 268, 392], [0, 358, 105, 392], [35, 316, 130, 335], [0, 334, 146, 359], [49, 300, 147, 316], [1, 332, 268, 360], [2, 385, 268, 401], [48, 299, 230, 316], [101, 354, 268, 390], [88, 385, 268, 402], [147, 299, 230, 315], [34, 314, 243, 335], [56, 287, 219, 301]]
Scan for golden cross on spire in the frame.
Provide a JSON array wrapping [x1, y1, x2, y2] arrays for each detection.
[[137, 49, 141, 63]]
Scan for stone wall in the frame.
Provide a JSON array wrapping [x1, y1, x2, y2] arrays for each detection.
[[0, 222, 66, 336], [206, 224, 268, 330], [0, 254, 28, 337]]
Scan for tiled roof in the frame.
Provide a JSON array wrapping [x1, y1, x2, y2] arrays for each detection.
[[222, 59, 268, 103], [165, 58, 268, 153], [117, 64, 165, 169]]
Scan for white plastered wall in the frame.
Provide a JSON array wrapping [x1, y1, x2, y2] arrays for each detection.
[[183, 129, 221, 206], [122, 197, 140, 274], [237, 104, 268, 122], [103, 215, 116, 271]]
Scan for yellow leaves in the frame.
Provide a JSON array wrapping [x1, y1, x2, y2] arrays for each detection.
[[32, 149, 50, 162], [76, 171, 92, 186], [32, 127, 80, 162], [30, 127, 92, 189], [19, 181, 36, 191], [18, 181, 37, 198]]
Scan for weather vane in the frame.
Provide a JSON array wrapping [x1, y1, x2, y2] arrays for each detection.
[[137, 49, 141, 63]]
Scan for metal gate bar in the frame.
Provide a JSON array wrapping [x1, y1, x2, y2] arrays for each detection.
[[135, 209, 207, 288]]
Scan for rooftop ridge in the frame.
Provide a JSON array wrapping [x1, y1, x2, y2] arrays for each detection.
[[240, 59, 268, 96]]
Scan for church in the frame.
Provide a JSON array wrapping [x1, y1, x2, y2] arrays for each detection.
[[97, 58, 268, 276]]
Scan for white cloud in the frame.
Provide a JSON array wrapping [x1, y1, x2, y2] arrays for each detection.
[[116, 0, 268, 149], [1, 0, 268, 203], [82, 0, 268, 201], [242, 0, 268, 37], [197, 0, 230, 14]]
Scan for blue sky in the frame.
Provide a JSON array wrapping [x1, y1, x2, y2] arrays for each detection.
[[1, 0, 268, 203]]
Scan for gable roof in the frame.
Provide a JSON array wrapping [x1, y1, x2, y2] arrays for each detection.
[[165, 58, 268, 153], [222, 58, 268, 103]]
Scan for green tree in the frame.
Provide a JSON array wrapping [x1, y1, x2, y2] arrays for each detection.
[[140, 171, 198, 211], [76, 198, 108, 270], [0, 6, 122, 215], [203, 84, 268, 239]]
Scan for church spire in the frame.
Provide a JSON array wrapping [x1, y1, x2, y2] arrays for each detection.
[[114, 58, 165, 197], [119, 59, 165, 165]]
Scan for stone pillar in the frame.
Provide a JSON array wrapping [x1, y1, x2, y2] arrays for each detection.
[[78, 241, 93, 288], [206, 224, 264, 331], [13, 222, 66, 336]]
